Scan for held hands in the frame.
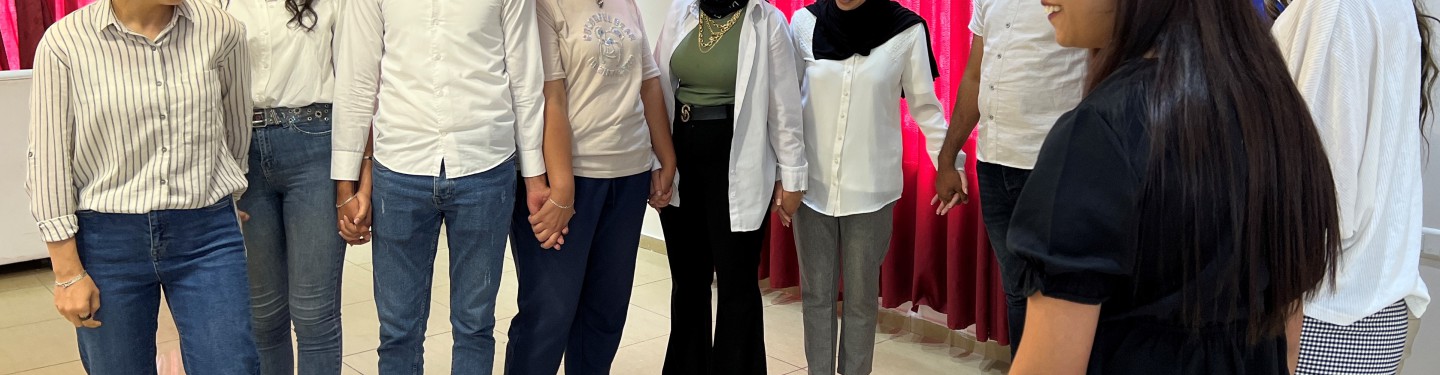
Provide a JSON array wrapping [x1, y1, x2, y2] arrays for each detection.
[[527, 176, 573, 250], [931, 167, 969, 215], [773, 181, 805, 227], [337, 186, 373, 246], [649, 166, 676, 209]]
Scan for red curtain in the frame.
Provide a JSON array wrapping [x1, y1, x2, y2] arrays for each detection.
[[759, 0, 1009, 345], [1, 0, 92, 70]]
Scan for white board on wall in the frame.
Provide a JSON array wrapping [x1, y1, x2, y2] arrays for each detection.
[[0, 71, 49, 265]]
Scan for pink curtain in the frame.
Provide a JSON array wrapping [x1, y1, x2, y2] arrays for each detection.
[[1, 0, 92, 70], [760, 0, 1010, 345]]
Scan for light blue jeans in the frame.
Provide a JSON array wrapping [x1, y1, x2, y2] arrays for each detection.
[[371, 159, 514, 374], [238, 107, 348, 375]]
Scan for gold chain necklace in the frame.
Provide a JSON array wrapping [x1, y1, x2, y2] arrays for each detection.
[[697, 12, 741, 53]]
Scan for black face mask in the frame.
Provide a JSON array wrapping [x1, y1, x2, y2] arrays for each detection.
[[699, 0, 745, 19]]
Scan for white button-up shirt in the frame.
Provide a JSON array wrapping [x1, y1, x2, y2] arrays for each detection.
[[654, 0, 808, 232], [791, 9, 949, 217], [332, 0, 547, 180], [970, 0, 1087, 170], [27, 1, 252, 242], [218, 0, 337, 109], [1273, 0, 1430, 324]]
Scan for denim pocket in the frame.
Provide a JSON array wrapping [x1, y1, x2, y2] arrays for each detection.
[[288, 120, 333, 137]]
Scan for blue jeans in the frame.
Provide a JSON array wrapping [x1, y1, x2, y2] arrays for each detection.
[[74, 199, 259, 374], [238, 110, 347, 375], [371, 160, 515, 375], [504, 172, 651, 375], [976, 161, 1033, 356]]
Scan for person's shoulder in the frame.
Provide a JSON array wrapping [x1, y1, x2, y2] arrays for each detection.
[[188, 0, 245, 32]]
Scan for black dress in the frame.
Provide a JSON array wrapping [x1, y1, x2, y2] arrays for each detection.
[[1007, 59, 1288, 375]]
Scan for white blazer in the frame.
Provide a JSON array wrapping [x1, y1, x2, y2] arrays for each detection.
[[654, 0, 809, 232]]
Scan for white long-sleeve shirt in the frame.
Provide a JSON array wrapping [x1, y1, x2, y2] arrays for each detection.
[[219, 0, 337, 109], [654, 0, 808, 232], [1273, 0, 1430, 324], [331, 0, 547, 180], [790, 10, 949, 217]]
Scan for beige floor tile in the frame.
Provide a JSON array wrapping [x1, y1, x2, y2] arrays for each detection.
[[342, 363, 364, 375], [0, 319, 80, 373], [871, 334, 1007, 375], [341, 263, 376, 306], [609, 335, 668, 375], [356, 262, 374, 272], [155, 339, 186, 375], [345, 243, 373, 265], [345, 332, 509, 375], [339, 299, 453, 357], [630, 279, 672, 318], [11, 360, 86, 375], [157, 298, 179, 342], [0, 268, 45, 293], [632, 251, 671, 287], [767, 355, 801, 374], [0, 287, 60, 329], [762, 303, 809, 368], [784, 369, 810, 375], [618, 305, 670, 348]]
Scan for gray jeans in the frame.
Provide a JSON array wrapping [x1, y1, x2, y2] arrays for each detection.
[[792, 203, 895, 375]]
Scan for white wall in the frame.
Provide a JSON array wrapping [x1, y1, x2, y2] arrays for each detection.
[[0, 71, 48, 265]]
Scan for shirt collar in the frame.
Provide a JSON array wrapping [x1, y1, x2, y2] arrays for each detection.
[[688, 0, 762, 19], [94, 0, 194, 34]]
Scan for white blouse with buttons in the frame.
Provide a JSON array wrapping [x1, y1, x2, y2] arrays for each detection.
[[791, 9, 949, 217], [218, 0, 337, 109]]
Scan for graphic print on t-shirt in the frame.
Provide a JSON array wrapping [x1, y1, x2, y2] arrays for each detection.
[[584, 13, 640, 76]]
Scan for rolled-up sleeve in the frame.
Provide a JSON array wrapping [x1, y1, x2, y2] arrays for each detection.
[[332, 0, 383, 181], [26, 37, 80, 242], [1007, 106, 1139, 305], [503, 0, 547, 178]]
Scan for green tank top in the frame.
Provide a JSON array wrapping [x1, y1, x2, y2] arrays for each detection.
[[671, 10, 746, 106]]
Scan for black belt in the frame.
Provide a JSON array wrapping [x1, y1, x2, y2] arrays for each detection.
[[677, 103, 732, 123], [252, 103, 333, 128]]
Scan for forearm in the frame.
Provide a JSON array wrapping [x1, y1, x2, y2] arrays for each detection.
[[1012, 293, 1098, 375], [47, 239, 83, 280], [641, 78, 677, 169], [1286, 304, 1304, 374]]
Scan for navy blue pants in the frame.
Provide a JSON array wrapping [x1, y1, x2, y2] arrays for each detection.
[[504, 172, 653, 375]]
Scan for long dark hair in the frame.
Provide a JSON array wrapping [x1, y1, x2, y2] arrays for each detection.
[[1268, 0, 1438, 132], [1091, 0, 1341, 343], [284, 0, 319, 31]]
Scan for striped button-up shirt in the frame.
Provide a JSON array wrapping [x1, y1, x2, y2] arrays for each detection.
[[26, 0, 253, 242]]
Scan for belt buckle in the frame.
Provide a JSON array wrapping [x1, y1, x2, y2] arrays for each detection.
[[680, 104, 691, 123], [251, 111, 267, 128]]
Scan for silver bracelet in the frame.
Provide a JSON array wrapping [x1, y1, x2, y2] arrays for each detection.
[[547, 198, 574, 211], [336, 194, 358, 209], [55, 271, 88, 289]]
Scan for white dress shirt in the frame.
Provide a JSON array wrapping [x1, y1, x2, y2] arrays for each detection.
[[970, 0, 1087, 170], [1274, 0, 1430, 323], [219, 0, 337, 109], [791, 10, 949, 217], [654, 0, 808, 232], [332, 0, 547, 180], [27, 0, 252, 242]]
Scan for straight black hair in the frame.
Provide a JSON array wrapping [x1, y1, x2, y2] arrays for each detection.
[[1090, 0, 1341, 344]]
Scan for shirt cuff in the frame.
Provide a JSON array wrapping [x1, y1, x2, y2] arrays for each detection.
[[779, 164, 808, 192], [954, 152, 968, 171], [37, 215, 79, 243], [518, 148, 547, 178], [332, 150, 364, 181]]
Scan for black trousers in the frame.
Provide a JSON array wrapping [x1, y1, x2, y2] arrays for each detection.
[[976, 161, 1034, 358], [659, 113, 769, 375]]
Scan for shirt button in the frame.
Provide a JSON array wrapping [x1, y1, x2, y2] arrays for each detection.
[[1005, 23, 1011, 28], [161, 147, 169, 152], [996, 54, 1003, 59], [160, 113, 168, 120], [155, 80, 163, 86], [160, 179, 167, 185]]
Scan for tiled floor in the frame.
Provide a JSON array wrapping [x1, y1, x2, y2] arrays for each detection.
[[0, 237, 1009, 375]]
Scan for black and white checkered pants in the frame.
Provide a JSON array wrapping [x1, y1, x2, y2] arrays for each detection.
[[1296, 300, 1410, 375]]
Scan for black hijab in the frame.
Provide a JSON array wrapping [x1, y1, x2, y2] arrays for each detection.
[[806, 0, 939, 78], [699, 0, 746, 19]]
